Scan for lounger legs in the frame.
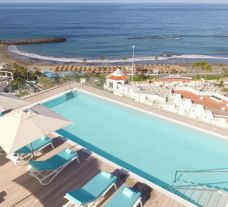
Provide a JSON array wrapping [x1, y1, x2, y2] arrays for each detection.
[[62, 201, 77, 207], [29, 156, 79, 185], [133, 199, 143, 207], [51, 143, 55, 149]]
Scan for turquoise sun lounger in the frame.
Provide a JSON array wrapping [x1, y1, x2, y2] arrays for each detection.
[[63, 171, 117, 207], [15, 136, 54, 157], [28, 148, 79, 185], [105, 184, 142, 207]]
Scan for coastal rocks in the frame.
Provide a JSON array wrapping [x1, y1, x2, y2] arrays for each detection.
[[0, 37, 66, 45]]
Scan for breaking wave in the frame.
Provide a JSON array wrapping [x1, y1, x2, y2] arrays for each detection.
[[8, 45, 228, 64]]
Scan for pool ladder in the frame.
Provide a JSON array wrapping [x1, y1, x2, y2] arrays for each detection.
[[174, 169, 228, 183], [170, 170, 228, 207], [63, 81, 77, 93]]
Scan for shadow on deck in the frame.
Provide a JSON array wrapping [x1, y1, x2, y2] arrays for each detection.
[[0, 138, 185, 207]]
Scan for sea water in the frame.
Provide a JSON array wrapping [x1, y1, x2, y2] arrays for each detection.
[[1, 3, 228, 63]]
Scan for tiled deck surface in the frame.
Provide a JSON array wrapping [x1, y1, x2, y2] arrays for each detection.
[[0, 138, 186, 207]]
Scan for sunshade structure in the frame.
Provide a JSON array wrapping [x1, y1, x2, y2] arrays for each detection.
[[0, 93, 29, 113], [0, 104, 72, 155]]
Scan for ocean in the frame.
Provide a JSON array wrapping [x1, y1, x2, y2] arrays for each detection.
[[1, 3, 228, 64]]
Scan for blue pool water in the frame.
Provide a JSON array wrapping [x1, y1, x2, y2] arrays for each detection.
[[44, 92, 228, 192]]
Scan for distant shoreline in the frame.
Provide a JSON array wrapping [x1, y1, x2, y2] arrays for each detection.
[[1, 44, 228, 73], [8, 45, 228, 64]]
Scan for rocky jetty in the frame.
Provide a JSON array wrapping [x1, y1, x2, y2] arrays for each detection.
[[0, 37, 66, 45]]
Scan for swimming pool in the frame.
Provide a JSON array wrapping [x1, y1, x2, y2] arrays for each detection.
[[44, 91, 228, 202]]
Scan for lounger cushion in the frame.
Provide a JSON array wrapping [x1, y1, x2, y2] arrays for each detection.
[[41, 136, 48, 141], [65, 189, 96, 206], [83, 171, 117, 197], [29, 148, 78, 171], [15, 136, 52, 154], [101, 171, 112, 179], [65, 171, 117, 205], [29, 160, 55, 171], [123, 188, 134, 198], [65, 148, 74, 155], [105, 185, 141, 207]]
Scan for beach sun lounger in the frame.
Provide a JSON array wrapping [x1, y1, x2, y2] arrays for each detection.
[[15, 136, 54, 158], [105, 185, 142, 207], [63, 171, 117, 207], [28, 148, 79, 185], [6, 136, 54, 164]]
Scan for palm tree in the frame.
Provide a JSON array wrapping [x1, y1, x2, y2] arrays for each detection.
[[220, 64, 228, 77], [192, 61, 202, 80], [192, 61, 212, 80], [203, 62, 212, 80]]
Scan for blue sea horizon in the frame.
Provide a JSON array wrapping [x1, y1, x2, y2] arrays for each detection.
[[1, 3, 228, 63]]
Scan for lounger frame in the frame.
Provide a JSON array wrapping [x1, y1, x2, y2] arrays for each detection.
[[63, 182, 117, 207], [16, 140, 55, 159], [6, 140, 55, 164], [132, 198, 143, 207], [28, 156, 80, 185], [104, 186, 143, 207]]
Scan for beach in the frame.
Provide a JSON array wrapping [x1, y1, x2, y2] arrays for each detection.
[[0, 44, 228, 75]]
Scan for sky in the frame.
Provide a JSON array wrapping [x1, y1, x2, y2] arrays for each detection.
[[0, 0, 228, 3]]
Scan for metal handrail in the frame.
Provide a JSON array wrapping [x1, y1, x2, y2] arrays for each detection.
[[171, 170, 228, 206], [174, 169, 228, 183], [171, 185, 219, 192]]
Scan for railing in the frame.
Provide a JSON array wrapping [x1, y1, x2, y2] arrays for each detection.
[[171, 170, 228, 207], [174, 169, 228, 183], [22, 81, 77, 100]]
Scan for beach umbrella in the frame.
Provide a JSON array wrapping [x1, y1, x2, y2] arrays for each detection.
[[63, 65, 68, 71], [54, 65, 60, 72], [0, 93, 29, 114], [0, 104, 72, 156], [98, 67, 103, 74], [69, 65, 73, 71], [71, 66, 76, 72], [90, 66, 95, 73], [59, 65, 64, 72]]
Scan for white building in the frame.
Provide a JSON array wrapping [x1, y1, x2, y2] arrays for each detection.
[[104, 69, 129, 92]]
